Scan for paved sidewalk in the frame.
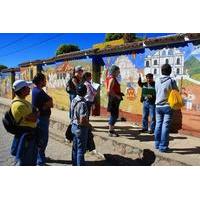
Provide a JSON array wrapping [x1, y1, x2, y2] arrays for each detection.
[[1, 97, 200, 165]]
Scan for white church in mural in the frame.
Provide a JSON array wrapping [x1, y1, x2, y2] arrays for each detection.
[[114, 55, 139, 82], [144, 48, 186, 79]]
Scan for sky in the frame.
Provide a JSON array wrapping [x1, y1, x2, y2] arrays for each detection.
[[0, 33, 174, 68]]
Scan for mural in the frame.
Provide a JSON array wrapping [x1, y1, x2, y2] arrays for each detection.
[[100, 42, 200, 132], [42, 59, 92, 110], [0, 72, 20, 98]]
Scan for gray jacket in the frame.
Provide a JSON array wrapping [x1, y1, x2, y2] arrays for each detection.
[[155, 75, 178, 106]]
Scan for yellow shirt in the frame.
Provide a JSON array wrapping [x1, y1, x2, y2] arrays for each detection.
[[11, 96, 37, 128]]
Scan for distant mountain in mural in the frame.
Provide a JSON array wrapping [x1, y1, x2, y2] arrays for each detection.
[[185, 56, 200, 78]]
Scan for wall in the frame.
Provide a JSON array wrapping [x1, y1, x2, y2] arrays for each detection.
[[100, 42, 200, 134]]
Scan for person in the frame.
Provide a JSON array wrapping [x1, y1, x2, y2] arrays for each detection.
[[70, 84, 89, 166], [67, 65, 84, 118], [138, 73, 156, 134], [107, 65, 124, 137], [11, 80, 39, 166], [82, 72, 97, 118], [32, 73, 53, 166], [154, 64, 178, 152]]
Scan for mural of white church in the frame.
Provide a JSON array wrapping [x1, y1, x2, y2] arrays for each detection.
[[144, 48, 185, 79]]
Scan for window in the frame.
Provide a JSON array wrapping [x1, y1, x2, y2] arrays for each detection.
[[177, 68, 180, 74], [168, 49, 173, 56], [154, 69, 157, 74], [57, 73, 59, 79], [162, 50, 166, 56], [166, 59, 169, 64], [154, 60, 158, 65], [177, 58, 180, 65], [146, 61, 150, 67], [63, 73, 66, 79]]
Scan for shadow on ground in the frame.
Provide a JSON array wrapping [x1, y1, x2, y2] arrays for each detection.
[[45, 149, 156, 166]]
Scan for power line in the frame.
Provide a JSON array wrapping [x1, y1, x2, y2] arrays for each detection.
[[0, 33, 65, 58], [0, 34, 31, 50]]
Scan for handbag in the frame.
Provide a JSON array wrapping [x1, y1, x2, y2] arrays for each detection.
[[65, 124, 73, 142]]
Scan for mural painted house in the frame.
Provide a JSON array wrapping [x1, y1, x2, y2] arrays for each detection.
[[144, 48, 185, 79]]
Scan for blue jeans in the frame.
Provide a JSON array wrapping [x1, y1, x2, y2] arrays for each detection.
[[37, 116, 50, 166], [154, 106, 172, 151], [142, 101, 156, 131], [71, 124, 89, 166], [108, 115, 118, 126], [11, 132, 38, 166]]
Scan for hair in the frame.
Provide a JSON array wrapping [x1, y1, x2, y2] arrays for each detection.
[[76, 84, 87, 97], [161, 64, 172, 76], [32, 73, 46, 85], [110, 65, 120, 75], [14, 86, 26, 96], [146, 73, 153, 78], [82, 72, 92, 82]]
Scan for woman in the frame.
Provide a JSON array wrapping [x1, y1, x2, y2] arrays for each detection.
[[32, 73, 53, 166], [67, 65, 84, 118], [107, 65, 124, 137], [11, 80, 39, 166], [82, 72, 97, 118]]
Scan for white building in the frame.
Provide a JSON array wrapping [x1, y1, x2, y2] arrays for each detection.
[[144, 48, 185, 79]]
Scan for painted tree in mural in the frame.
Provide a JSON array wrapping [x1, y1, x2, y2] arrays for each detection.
[[105, 33, 140, 43], [56, 44, 80, 56], [0, 65, 7, 71]]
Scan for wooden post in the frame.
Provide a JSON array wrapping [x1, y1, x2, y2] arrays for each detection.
[[10, 71, 15, 99], [92, 56, 104, 116]]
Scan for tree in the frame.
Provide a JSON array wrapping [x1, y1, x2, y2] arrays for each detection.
[[0, 65, 7, 72], [56, 44, 80, 56], [105, 33, 124, 42], [105, 33, 143, 43]]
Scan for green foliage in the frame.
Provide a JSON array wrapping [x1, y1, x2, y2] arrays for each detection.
[[0, 65, 8, 71], [105, 33, 124, 42], [191, 73, 200, 81], [56, 44, 80, 56], [185, 56, 200, 76], [105, 33, 142, 43]]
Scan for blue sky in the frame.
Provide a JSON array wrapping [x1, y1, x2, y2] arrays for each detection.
[[0, 33, 173, 67]]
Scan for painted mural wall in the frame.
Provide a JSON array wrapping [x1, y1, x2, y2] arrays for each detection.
[[100, 42, 200, 133], [42, 59, 92, 110], [0, 72, 20, 99]]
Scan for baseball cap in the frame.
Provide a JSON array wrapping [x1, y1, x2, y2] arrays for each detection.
[[75, 65, 83, 72], [12, 80, 32, 92]]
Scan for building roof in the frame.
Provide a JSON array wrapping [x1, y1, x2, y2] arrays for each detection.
[[13, 33, 200, 70]]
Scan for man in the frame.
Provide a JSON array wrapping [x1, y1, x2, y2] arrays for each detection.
[[154, 64, 178, 152], [11, 80, 39, 166], [70, 84, 89, 166], [138, 73, 156, 134], [32, 73, 53, 166]]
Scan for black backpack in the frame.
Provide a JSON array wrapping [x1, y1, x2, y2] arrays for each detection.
[[2, 100, 28, 135], [66, 77, 77, 94]]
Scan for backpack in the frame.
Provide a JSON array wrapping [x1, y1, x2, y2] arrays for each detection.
[[168, 79, 184, 110], [66, 77, 77, 94], [2, 100, 29, 135]]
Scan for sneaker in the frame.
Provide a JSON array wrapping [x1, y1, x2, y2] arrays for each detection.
[[148, 130, 154, 134], [139, 129, 148, 133], [108, 130, 119, 137]]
